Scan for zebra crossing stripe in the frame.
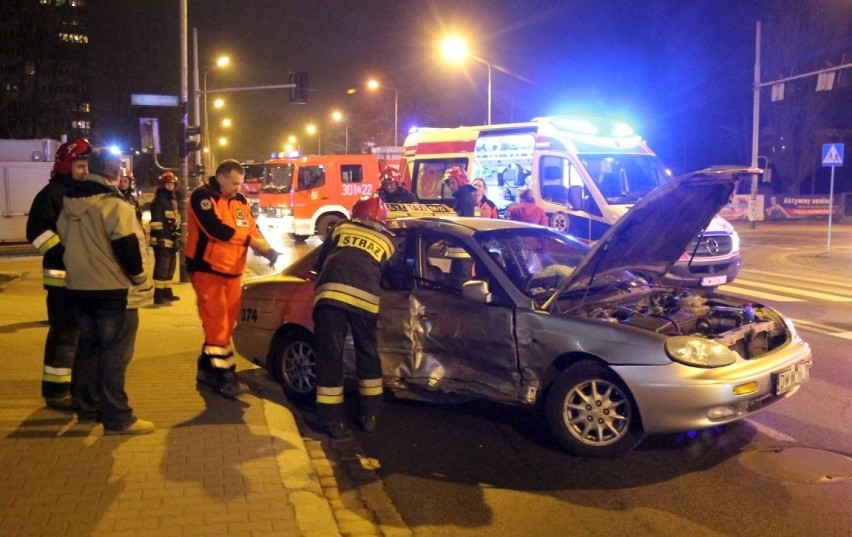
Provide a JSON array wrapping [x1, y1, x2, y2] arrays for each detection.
[[792, 318, 852, 340], [719, 284, 804, 302], [732, 279, 852, 302]]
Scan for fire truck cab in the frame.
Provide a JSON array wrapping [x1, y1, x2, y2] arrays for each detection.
[[256, 154, 385, 241], [398, 116, 741, 288]]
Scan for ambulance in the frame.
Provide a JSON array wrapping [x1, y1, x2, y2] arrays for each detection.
[[398, 116, 741, 288], [255, 154, 385, 241]]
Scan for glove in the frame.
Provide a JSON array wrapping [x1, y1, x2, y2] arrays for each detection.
[[263, 248, 280, 268]]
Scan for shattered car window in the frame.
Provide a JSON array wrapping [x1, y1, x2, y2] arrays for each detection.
[[477, 229, 631, 297]]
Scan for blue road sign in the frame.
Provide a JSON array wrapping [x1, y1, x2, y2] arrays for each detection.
[[822, 143, 844, 167]]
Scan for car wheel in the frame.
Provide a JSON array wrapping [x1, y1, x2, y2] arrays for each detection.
[[289, 233, 311, 242], [550, 211, 569, 232], [271, 329, 317, 403], [317, 214, 342, 242], [545, 361, 643, 458]]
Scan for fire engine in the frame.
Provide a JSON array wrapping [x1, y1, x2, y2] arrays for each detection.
[[255, 153, 389, 241]]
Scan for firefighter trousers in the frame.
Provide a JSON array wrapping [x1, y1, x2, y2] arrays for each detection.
[[43, 286, 80, 398], [152, 247, 177, 286], [312, 305, 383, 424]]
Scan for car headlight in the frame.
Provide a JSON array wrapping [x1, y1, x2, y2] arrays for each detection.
[[665, 336, 737, 368]]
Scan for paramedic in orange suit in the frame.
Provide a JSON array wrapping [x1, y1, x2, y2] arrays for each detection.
[[185, 159, 279, 398]]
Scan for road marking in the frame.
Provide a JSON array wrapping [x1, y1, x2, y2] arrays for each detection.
[[749, 420, 797, 443], [730, 279, 852, 301], [791, 318, 852, 340], [719, 284, 804, 302], [740, 268, 852, 291]]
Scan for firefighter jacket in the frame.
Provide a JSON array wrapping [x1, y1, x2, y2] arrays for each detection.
[[184, 182, 264, 277], [149, 188, 181, 249], [26, 174, 76, 288], [378, 186, 418, 204], [57, 175, 153, 309], [313, 219, 395, 317]]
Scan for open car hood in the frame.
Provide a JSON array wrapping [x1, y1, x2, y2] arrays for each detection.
[[564, 166, 759, 291]]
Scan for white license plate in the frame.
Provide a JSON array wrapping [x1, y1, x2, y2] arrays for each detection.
[[773, 361, 811, 395], [701, 275, 727, 287]]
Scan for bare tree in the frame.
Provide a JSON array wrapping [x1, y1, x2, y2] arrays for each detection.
[[760, 0, 852, 194]]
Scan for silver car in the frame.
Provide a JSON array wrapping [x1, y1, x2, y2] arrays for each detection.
[[234, 166, 811, 458]]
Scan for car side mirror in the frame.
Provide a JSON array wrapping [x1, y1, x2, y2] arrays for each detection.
[[461, 280, 492, 303]]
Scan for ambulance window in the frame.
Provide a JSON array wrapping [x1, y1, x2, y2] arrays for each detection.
[[297, 165, 325, 190], [538, 156, 581, 204], [412, 158, 468, 201], [340, 165, 363, 183]]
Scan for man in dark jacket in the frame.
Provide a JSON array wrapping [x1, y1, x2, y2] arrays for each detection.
[[25, 137, 91, 410], [58, 147, 155, 435], [377, 166, 418, 204], [149, 171, 181, 304], [312, 196, 396, 437]]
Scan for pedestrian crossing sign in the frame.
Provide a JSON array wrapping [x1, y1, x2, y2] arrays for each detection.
[[822, 144, 844, 167]]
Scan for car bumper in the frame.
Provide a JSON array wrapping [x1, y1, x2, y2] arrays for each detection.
[[662, 254, 741, 288], [613, 336, 812, 434]]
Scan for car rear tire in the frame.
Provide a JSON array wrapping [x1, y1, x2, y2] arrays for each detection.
[[270, 329, 317, 403], [545, 361, 643, 458], [317, 214, 342, 242]]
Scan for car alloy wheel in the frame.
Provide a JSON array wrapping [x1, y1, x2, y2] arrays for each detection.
[[273, 331, 317, 402]]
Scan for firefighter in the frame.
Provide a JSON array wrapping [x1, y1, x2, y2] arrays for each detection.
[[150, 171, 181, 304], [442, 166, 477, 216], [25, 137, 92, 410], [118, 167, 143, 227], [185, 160, 279, 399], [377, 166, 418, 204], [312, 196, 396, 437]]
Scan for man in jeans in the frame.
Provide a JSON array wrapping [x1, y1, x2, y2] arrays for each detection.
[[58, 148, 155, 435]]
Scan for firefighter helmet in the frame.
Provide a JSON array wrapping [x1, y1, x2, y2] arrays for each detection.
[[380, 166, 401, 186], [442, 166, 469, 186], [53, 137, 93, 176], [158, 171, 178, 188], [352, 196, 388, 224]]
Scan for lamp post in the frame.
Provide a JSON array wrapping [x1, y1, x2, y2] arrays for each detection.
[[440, 35, 493, 125], [367, 79, 399, 146], [203, 55, 229, 169], [331, 110, 349, 154]]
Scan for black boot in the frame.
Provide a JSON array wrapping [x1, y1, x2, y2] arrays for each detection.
[[165, 287, 180, 301], [154, 288, 169, 305]]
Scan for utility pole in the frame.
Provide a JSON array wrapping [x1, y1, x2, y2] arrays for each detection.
[[178, 0, 189, 282]]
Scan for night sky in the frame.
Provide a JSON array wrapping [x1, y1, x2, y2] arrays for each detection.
[[88, 1, 815, 174]]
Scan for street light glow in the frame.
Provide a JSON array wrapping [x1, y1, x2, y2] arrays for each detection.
[[216, 56, 230, 68], [306, 124, 316, 135], [218, 136, 228, 147], [441, 35, 469, 63], [366, 78, 400, 146], [213, 98, 224, 109], [221, 118, 232, 127]]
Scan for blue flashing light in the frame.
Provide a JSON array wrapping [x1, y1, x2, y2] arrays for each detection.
[[612, 122, 634, 138], [109, 145, 122, 155]]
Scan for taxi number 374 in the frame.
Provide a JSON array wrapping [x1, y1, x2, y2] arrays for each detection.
[[240, 308, 258, 322]]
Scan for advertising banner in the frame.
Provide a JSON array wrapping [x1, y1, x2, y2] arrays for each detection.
[[721, 194, 841, 220]]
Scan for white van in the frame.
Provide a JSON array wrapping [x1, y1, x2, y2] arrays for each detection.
[[399, 116, 741, 288]]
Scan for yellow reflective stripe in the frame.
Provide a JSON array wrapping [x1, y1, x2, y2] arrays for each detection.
[[164, 211, 177, 218], [316, 283, 379, 306], [333, 227, 394, 262], [209, 356, 236, 369], [44, 276, 66, 287], [316, 393, 344, 404], [317, 385, 345, 404], [154, 280, 169, 289], [358, 385, 384, 396], [33, 230, 60, 254], [314, 289, 379, 314], [43, 365, 72, 383], [149, 222, 165, 230]]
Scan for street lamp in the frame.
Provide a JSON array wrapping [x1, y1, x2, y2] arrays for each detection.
[[331, 110, 349, 154], [440, 35, 493, 125], [306, 124, 321, 154], [366, 79, 399, 146], [203, 55, 229, 169]]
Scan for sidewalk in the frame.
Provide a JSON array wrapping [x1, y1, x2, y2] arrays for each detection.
[[0, 256, 409, 537]]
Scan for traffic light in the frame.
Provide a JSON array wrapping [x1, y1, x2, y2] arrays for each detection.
[[288, 71, 308, 104], [178, 122, 201, 158]]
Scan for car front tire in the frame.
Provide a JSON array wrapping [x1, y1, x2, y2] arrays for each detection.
[[271, 329, 317, 403], [545, 361, 643, 458]]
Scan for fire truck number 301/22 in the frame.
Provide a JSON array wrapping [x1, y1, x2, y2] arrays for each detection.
[[341, 184, 373, 196]]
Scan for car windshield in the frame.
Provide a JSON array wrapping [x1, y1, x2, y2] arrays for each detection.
[[477, 229, 637, 298], [580, 154, 671, 204]]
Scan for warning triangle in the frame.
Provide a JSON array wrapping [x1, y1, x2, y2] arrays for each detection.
[[824, 145, 842, 164]]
